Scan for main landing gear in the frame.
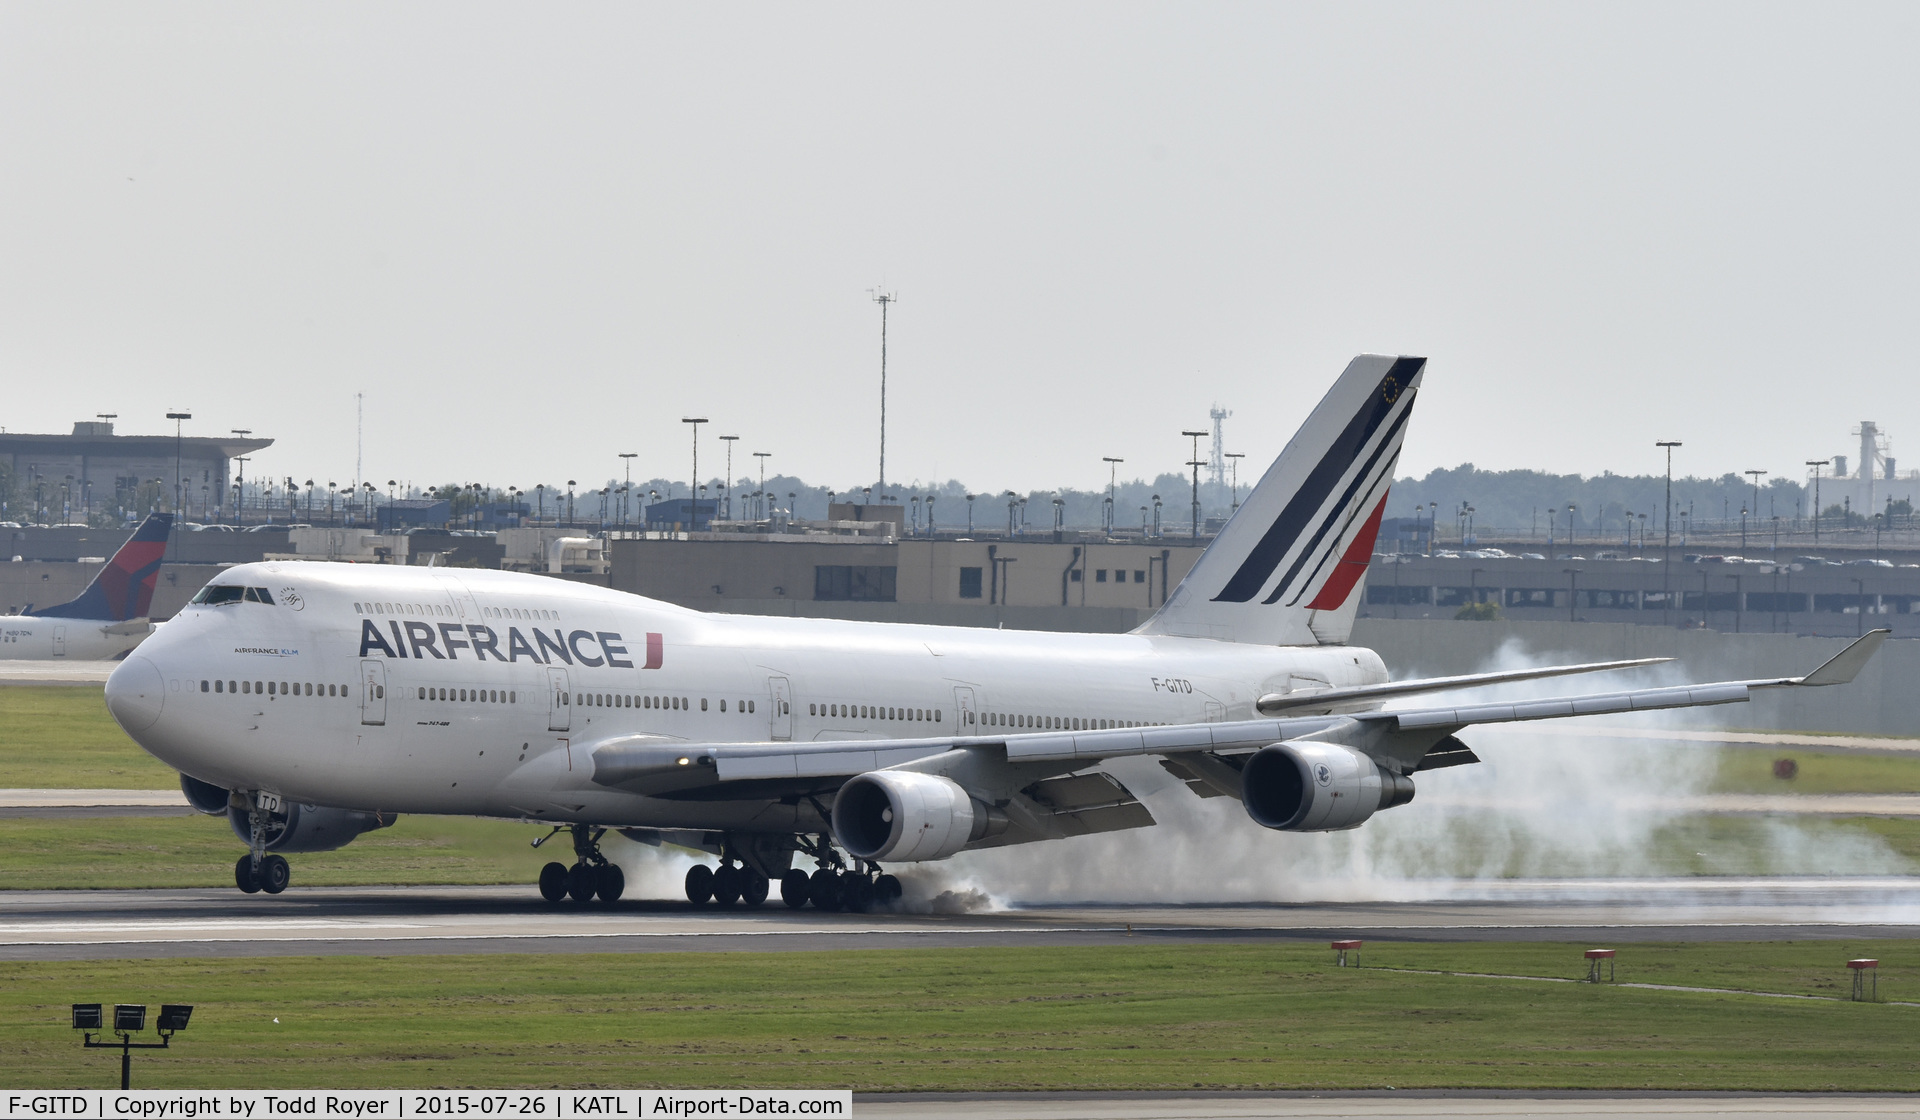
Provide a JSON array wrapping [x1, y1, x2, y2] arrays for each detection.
[[234, 798, 289, 895], [685, 835, 901, 913], [535, 825, 624, 904]]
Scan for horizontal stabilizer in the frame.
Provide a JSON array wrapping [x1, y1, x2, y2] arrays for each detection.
[[1780, 629, 1890, 688]]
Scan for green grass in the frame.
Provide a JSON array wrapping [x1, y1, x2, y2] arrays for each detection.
[[1711, 748, 1920, 795], [0, 813, 547, 890], [0, 685, 176, 789], [2, 943, 1916, 1090]]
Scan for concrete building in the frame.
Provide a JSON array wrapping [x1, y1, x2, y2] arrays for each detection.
[[0, 421, 272, 523]]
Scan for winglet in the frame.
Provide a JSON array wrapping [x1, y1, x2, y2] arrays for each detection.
[[1795, 629, 1891, 687]]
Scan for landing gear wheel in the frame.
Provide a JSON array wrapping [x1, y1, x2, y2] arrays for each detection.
[[712, 864, 743, 906], [538, 861, 570, 903], [595, 863, 625, 903], [566, 861, 597, 903], [685, 864, 715, 904], [840, 873, 875, 914], [260, 854, 291, 895], [780, 869, 810, 909], [235, 855, 261, 894], [741, 869, 770, 908], [874, 874, 903, 907], [809, 868, 843, 912]]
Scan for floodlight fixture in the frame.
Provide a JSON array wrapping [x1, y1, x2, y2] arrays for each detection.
[[115, 1005, 147, 1033], [157, 1005, 193, 1033], [72, 1004, 102, 1031]]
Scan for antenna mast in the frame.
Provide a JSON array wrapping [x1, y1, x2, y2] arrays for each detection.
[[1208, 404, 1232, 489], [872, 289, 896, 490], [355, 392, 364, 497]]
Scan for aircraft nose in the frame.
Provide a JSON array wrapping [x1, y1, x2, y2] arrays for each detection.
[[105, 655, 167, 734]]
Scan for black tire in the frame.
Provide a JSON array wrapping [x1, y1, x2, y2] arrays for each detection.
[[234, 855, 261, 894], [741, 869, 770, 907], [841, 873, 875, 914], [809, 868, 842, 912], [538, 861, 570, 903], [712, 864, 742, 906], [566, 862, 597, 903], [874, 874, 903, 906], [596, 863, 625, 903], [260, 854, 291, 895], [780, 869, 810, 909], [684, 863, 715, 904]]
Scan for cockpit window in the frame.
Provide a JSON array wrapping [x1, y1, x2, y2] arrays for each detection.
[[189, 585, 274, 606]]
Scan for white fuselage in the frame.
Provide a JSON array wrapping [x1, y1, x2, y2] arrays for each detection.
[[0, 616, 150, 660], [110, 562, 1386, 832]]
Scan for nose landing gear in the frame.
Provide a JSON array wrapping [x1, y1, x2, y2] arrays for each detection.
[[534, 825, 624, 904], [233, 798, 290, 895]]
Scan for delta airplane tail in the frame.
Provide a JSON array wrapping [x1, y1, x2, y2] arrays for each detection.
[[28, 513, 172, 621], [1136, 354, 1421, 647]]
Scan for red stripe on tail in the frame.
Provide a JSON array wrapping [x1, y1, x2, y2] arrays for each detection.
[[1305, 494, 1389, 612]]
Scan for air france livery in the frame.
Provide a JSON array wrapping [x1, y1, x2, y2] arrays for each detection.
[[103, 358, 1886, 908], [3, 513, 171, 660]]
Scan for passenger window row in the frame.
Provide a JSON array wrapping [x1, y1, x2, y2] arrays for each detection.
[[419, 687, 516, 704], [981, 711, 1156, 732], [481, 605, 561, 622], [200, 679, 346, 697], [572, 693, 757, 714], [810, 703, 943, 723]]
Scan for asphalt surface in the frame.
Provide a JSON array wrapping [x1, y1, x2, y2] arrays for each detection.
[[3, 878, 1917, 961]]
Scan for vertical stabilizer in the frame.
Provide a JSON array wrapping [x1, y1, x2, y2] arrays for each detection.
[[1135, 355, 1422, 646], [27, 513, 173, 621]]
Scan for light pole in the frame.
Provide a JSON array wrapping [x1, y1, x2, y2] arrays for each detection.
[[1225, 452, 1245, 512], [73, 1002, 193, 1090], [1182, 429, 1208, 539], [567, 480, 577, 528], [682, 418, 708, 533], [1102, 457, 1124, 534], [871, 288, 896, 491], [754, 451, 771, 521], [966, 493, 976, 535], [618, 453, 637, 530], [718, 435, 738, 519], [1657, 440, 1682, 625], [165, 412, 191, 515], [1806, 459, 1829, 545]]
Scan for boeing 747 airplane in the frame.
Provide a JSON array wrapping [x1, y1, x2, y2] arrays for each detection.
[[102, 358, 1886, 906], [4, 513, 171, 660]]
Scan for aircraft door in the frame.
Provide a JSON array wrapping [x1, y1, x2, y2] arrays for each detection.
[[548, 667, 572, 732], [767, 676, 792, 741], [360, 660, 387, 726], [952, 686, 978, 732], [51, 626, 65, 657]]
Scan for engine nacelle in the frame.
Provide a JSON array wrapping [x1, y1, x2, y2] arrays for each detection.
[[832, 771, 999, 863], [228, 801, 396, 853], [180, 773, 231, 816], [1240, 741, 1415, 832]]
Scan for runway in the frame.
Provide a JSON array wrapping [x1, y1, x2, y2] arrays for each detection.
[[3, 877, 1916, 960]]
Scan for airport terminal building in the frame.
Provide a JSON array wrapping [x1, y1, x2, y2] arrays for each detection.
[[0, 421, 273, 522]]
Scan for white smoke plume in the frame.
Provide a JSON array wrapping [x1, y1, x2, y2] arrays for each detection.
[[909, 636, 1912, 907]]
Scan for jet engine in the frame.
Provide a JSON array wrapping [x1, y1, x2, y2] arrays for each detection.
[[1239, 741, 1415, 832], [227, 801, 396, 853], [180, 773, 231, 816], [832, 771, 1001, 863]]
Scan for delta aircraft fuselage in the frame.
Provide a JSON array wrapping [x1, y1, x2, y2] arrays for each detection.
[[119, 561, 1386, 831], [0, 616, 150, 660]]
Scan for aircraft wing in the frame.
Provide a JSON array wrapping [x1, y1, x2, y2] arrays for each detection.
[[592, 629, 1890, 803], [1254, 656, 1669, 714]]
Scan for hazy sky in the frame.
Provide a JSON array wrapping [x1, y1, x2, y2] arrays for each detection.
[[4, 4, 1917, 497]]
